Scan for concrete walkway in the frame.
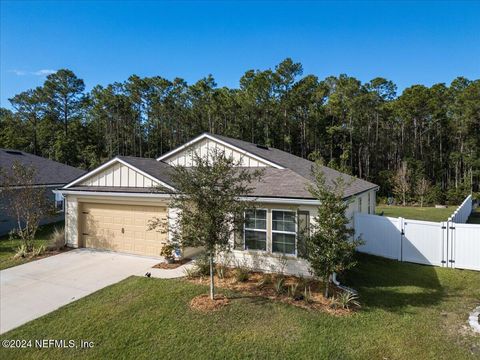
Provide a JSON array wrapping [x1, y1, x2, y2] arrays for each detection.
[[0, 249, 188, 334]]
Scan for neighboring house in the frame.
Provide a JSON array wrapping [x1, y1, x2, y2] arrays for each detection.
[[0, 149, 86, 235], [59, 133, 378, 275]]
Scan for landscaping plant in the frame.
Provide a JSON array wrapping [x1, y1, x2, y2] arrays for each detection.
[[0, 162, 52, 252], [303, 161, 363, 297], [148, 149, 262, 300]]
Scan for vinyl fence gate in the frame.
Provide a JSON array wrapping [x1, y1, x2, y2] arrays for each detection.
[[354, 195, 480, 271]]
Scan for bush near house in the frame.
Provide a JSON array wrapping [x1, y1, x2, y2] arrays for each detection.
[[0, 221, 65, 270]]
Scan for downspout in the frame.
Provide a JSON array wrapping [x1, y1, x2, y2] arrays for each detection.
[[330, 272, 358, 295]]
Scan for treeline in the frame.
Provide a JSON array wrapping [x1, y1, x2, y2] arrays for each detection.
[[1, 59, 479, 204]]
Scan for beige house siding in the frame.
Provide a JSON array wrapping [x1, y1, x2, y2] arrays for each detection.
[[80, 162, 159, 188], [165, 137, 270, 167]]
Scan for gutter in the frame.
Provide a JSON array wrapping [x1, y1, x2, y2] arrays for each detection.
[[54, 189, 173, 199]]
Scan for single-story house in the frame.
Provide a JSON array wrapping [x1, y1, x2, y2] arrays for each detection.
[[0, 149, 86, 235], [58, 133, 378, 275]]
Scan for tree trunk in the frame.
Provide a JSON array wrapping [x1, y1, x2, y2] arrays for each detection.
[[324, 280, 329, 298], [209, 252, 215, 300]]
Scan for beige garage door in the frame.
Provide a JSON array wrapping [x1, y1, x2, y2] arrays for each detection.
[[81, 203, 167, 257]]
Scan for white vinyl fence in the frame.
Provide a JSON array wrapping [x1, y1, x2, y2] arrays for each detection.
[[355, 195, 479, 271]]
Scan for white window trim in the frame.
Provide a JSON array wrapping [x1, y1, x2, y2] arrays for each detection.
[[243, 208, 268, 252], [271, 209, 297, 256]]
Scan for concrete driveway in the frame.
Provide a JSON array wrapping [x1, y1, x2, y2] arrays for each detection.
[[0, 249, 161, 334]]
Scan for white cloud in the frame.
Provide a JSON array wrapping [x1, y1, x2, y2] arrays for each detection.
[[33, 69, 56, 76], [9, 69, 56, 76], [9, 69, 27, 76]]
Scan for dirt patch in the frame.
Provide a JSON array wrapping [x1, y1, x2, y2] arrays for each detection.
[[187, 269, 354, 316], [153, 258, 192, 269], [190, 293, 230, 312]]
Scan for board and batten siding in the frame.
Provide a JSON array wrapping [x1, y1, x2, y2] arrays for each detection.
[[80, 163, 159, 188], [166, 138, 270, 167]]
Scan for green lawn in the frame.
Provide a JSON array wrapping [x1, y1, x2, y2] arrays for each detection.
[[1, 254, 479, 360], [467, 207, 480, 224], [0, 221, 64, 270], [376, 205, 456, 222]]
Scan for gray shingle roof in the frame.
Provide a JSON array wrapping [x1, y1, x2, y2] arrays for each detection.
[[116, 156, 174, 186], [67, 133, 378, 199], [0, 149, 86, 187], [209, 133, 378, 198]]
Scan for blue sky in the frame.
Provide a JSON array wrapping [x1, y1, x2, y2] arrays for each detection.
[[1, 1, 479, 107]]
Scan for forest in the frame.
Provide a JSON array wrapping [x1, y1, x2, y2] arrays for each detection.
[[1, 59, 479, 205]]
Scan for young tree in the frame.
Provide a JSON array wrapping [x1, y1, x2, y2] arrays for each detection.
[[303, 162, 362, 297], [393, 161, 410, 206], [416, 177, 431, 207], [0, 162, 52, 251], [149, 149, 263, 300]]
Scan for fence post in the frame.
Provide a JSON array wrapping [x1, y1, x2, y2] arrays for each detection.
[[447, 217, 455, 268], [398, 217, 404, 262], [441, 221, 448, 267]]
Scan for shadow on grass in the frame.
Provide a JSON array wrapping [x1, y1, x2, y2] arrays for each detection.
[[345, 253, 444, 313]]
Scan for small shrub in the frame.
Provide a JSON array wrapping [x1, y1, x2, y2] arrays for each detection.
[[13, 244, 28, 259], [303, 286, 313, 304], [288, 282, 300, 299], [48, 227, 65, 251], [233, 257, 251, 282], [194, 253, 212, 277], [184, 266, 200, 279], [257, 273, 272, 289], [234, 266, 250, 282], [160, 243, 176, 262], [332, 291, 360, 310], [32, 244, 46, 257], [273, 277, 285, 296], [216, 264, 227, 279]]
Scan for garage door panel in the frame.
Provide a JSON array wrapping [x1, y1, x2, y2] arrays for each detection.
[[82, 203, 166, 257]]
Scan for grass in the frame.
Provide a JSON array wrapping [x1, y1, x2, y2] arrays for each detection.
[[1, 254, 479, 360], [376, 205, 456, 222], [467, 207, 480, 224], [0, 221, 64, 270]]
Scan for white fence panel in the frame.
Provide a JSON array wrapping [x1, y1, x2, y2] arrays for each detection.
[[451, 223, 480, 271], [355, 194, 478, 271], [355, 213, 401, 260], [402, 219, 446, 266], [450, 194, 472, 224]]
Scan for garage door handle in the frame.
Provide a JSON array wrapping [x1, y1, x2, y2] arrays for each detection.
[[121, 228, 125, 234], [82, 233, 89, 236]]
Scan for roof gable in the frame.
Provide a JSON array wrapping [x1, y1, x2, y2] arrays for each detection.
[[157, 133, 283, 169], [63, 157, 175, 191]]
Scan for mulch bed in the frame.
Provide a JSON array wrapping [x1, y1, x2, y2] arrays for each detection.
[[187, 269, 353, 315], [20, 246, 73, 261], [190, 294, 229, 312], [153, 258, 192, 269]]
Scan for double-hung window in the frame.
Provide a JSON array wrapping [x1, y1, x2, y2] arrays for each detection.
[[272, 210, 296, 255], [244, 209, 267, 251]]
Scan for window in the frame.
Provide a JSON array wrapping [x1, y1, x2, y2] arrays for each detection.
[[55, 192, 64, 212], [367, 193, 371, 214], [297, 211, 310, 257], [358, 197, 362, 213], [244, 209, 267, 251], [272, 210, 296, 255]]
